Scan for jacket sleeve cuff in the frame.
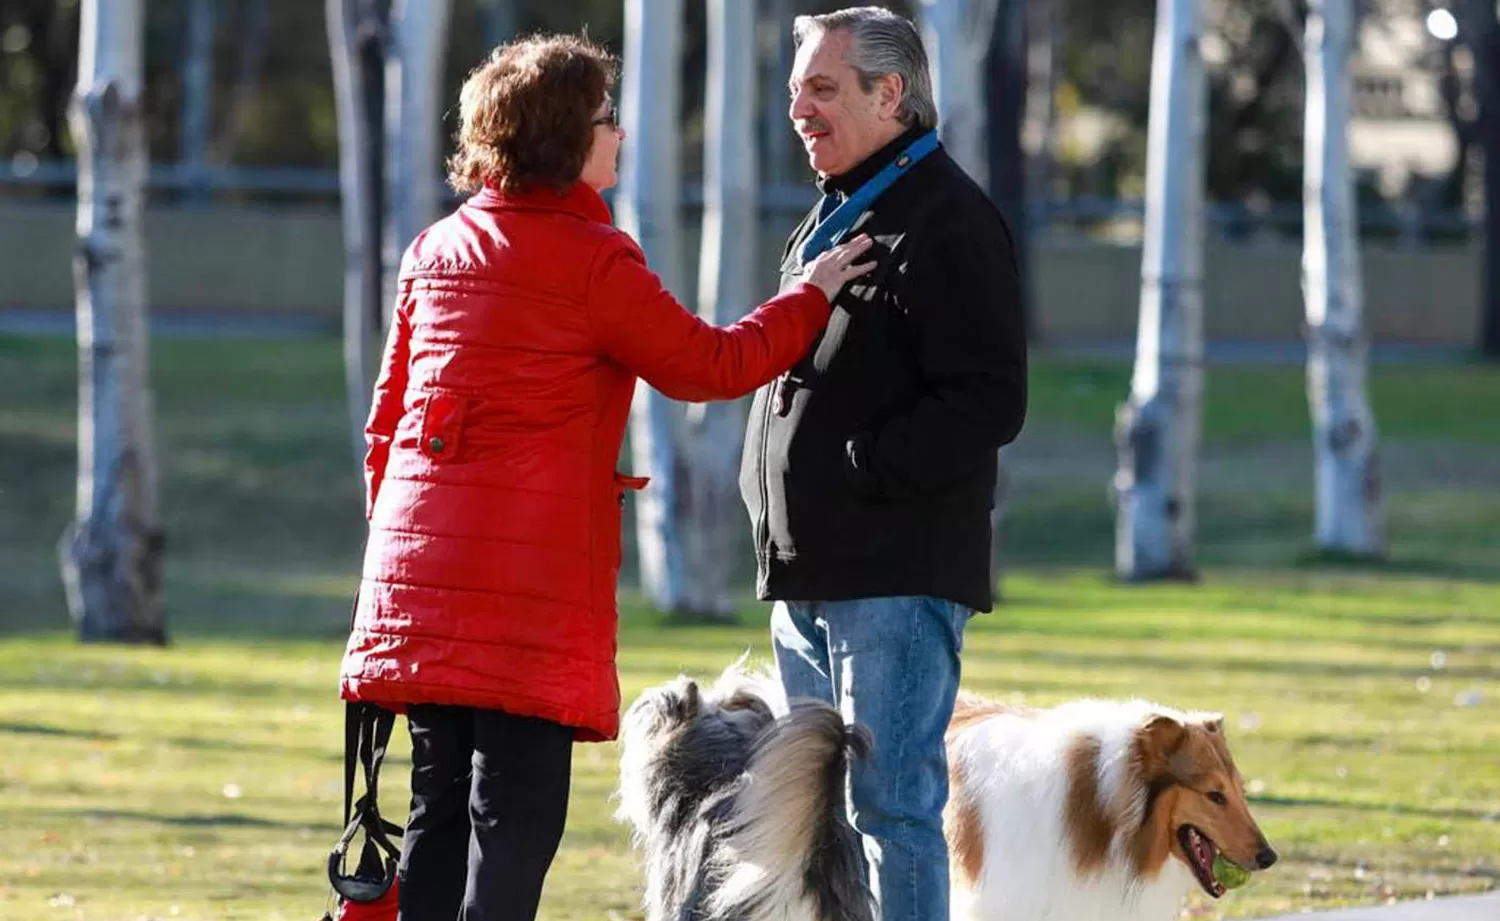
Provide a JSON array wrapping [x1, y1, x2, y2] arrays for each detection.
[[787, 280, 833, 317], [844, 433, 882, 497]]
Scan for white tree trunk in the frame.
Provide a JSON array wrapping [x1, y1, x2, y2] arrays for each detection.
[[329, 0, 449, 469], [1113, 0, 1206, 581], [919, 0, 1000, 187], [618, 0, 688, 612], [61, 0, 166, 644], [760, 0, 795, 189], [329, 0, 391, 467], [384, 0, 451, 320], [1303, 0, 1385, 557], [677, 0, 758, 621], [924, 0, 1013, 593]]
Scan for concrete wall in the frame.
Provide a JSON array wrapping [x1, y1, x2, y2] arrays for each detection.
[[0, 200, 1481, 346], [1, 202, 345, 315], [1034, 237, 1480, 344]]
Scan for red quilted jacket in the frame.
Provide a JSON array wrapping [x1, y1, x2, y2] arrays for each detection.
[[338, 182, 829, 741]]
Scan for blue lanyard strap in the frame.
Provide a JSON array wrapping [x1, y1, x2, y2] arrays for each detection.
[[798, 130, 941, 265]]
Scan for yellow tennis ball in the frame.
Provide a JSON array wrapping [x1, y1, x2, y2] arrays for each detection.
[[1213, 853, 1252, 890]]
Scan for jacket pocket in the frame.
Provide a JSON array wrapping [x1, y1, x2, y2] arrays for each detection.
[[613, 472, 651, 502], [418, 391, 466, 461], [609, 472, 650, 568]]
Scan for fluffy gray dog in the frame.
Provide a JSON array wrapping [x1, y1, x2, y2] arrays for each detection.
[[615, 665, 875, 921]]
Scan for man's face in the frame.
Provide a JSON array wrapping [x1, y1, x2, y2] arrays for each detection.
[[788, 29, 904, 177]]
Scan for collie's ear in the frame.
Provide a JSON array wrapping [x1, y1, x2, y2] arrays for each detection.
[[1138, 713, 1187, 770], [1200, 715, 1224, 735]]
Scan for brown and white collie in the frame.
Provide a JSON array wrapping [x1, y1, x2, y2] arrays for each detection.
[[945, 694, 1278, 921], [618, 665, 1277, 921]]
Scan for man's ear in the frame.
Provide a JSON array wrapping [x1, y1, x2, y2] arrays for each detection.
[[876, 72, 905, 120]]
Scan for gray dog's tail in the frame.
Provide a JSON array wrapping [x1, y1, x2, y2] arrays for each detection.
[[706, 701, 876, 921]]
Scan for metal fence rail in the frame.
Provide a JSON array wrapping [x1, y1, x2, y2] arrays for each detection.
[[1, 158, 1478, 240]]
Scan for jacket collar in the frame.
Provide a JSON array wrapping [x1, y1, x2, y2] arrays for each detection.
[[816, 124, 929, 197], [468, 181, 613, 225]]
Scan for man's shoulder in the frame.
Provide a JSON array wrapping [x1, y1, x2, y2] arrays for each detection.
[[877, 152, 1018, 277], [873, 152, 1008, 250], [912, 150, 1002, 221]]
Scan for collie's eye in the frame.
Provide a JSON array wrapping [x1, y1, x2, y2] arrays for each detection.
[[1208, 791, 1228, 806]]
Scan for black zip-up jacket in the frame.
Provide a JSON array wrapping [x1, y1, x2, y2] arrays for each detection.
[[739, 127, 1028, 613]]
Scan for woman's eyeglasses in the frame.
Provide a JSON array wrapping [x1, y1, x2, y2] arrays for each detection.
[[592, 102, 618, 129]]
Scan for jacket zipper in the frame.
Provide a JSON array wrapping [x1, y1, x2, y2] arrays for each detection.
[[756, 377, 778, 560]]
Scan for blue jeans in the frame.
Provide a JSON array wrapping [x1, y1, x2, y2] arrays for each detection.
[[771, 596, 971, 921]]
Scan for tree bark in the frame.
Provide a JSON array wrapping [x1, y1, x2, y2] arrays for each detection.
[[1113, 0, 1206, 582], [61, 0, 166, 645], [760, 0, 794, 190], [383, 0, 451, 324], [924, 0, 1018, 595], [1458, 0, 1500, 358], [919, 0, 1001, 187], [985, 0, 1029, 595], [213, 0, 268, 163], [329, 0, 449, 470], [988, 0, 1030, 330], [178, 0, 216, 204], [675, 0, 758, 623], [618, 0, 689, 613], [1302, 0, 1386, 557], [328, 0, 391, 467], [1024, 0, 1059, 252]]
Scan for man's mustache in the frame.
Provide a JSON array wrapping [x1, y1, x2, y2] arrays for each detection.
[[797, 120, 831, 136]]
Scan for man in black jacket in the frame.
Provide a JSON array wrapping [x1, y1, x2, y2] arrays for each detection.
[[739, 7, 1027, 920]]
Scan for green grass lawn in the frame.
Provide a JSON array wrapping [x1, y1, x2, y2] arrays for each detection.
[[1, 334, 1497, 920]]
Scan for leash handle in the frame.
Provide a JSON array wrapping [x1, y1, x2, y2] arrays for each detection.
[[331, 590, 402, 905]]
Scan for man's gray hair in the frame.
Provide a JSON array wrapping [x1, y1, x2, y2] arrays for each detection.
[[793, 6, 938, 131]]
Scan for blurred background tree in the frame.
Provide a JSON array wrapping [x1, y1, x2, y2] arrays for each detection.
[[1, 0, 1485, 246]]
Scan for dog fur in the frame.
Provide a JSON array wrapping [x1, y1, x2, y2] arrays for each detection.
[[945, 693, 1277, 921], [616, 665, 876, 921], [619, 668, 1275, 921]]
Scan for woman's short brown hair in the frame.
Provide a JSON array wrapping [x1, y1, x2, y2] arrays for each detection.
[[447, 35, 616, 194]]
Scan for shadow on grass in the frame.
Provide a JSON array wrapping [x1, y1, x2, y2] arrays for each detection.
[[0, 721, 119, 742], [39, 807, 320, 830], [1251, 794, 1499, 824], [1005, 482, 1500, 579], [6, 558, 1496, 651], [0, 673, 319, 698], [1293, 549, 1499, 581], [994, 648, 1499, 682], [167, 734, 342, 763], [0, 566, 360, 641]]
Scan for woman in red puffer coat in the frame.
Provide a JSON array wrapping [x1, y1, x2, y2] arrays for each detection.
[[337, 33, 872, 921]]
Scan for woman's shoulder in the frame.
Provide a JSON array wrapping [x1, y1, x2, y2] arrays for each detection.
[[396, 210, 484, 279], [396, 206, 641, 280], [485, 197, 642, 262]]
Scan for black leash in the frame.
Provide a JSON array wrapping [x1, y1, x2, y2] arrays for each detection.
[[326, 591, 402, 908], [328, 700, 402, 903]]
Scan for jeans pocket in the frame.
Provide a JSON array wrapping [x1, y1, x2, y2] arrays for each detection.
[[950, 600, 975, 654]]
